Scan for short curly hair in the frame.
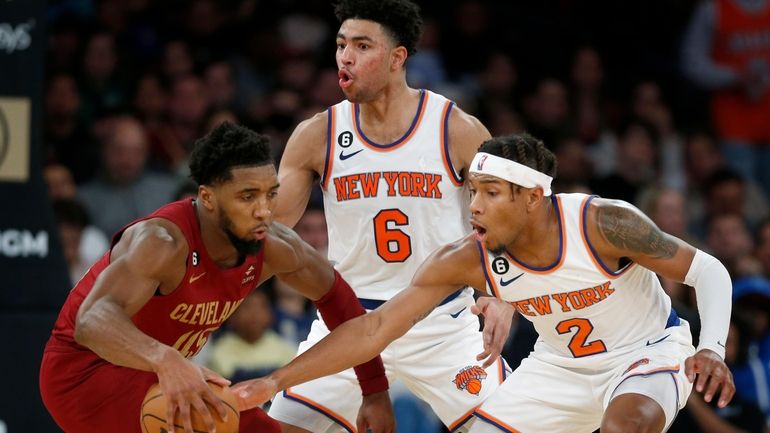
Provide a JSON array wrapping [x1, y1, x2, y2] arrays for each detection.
[[478, 133, 557, 177], [334, 0, 423, 56], [189, 122, 273, 186]]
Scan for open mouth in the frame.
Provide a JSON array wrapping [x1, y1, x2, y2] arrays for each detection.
[[338, 70, 353, 89], [470, 221, 487, 241], [252, 226, 268, 240]]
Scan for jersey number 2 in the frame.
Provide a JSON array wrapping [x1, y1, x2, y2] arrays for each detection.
[[556, 318, 607, 358], [373, 209, 412, 262]]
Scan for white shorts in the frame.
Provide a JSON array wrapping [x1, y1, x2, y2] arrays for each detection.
[[269, 290, 510, 432], [471, 320, 695, 433]]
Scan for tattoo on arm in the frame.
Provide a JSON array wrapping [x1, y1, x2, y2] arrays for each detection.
[[595, 204, 679, 259]]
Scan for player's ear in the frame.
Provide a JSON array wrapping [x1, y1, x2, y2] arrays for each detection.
[[198, 185, 216, 211], [526, 187, 545, 212], [391, 46, 407, 70]]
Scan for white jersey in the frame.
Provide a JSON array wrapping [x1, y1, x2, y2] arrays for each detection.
[[321, 89, 471, 300], [479, 193, 676, 369]]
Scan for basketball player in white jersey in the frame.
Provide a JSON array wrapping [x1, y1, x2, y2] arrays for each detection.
[[267, 0, 513, 432], [238, 133, 736, 433]]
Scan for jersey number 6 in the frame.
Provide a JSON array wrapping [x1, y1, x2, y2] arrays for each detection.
[[373, 209, 412, 263], [556, 318, 607, 358]]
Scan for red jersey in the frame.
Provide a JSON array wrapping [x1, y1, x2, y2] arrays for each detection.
[[45, 198, 265, 359], [712, 0, 770, 142]]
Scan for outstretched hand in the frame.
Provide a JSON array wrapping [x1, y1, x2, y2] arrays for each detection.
[[471, 296, 515, 368], [356, 390, 395, 433], [231, 377, 279, 412], [684, 349, 735, 408]]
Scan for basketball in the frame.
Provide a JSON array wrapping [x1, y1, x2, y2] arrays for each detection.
[[466, 379, 482, 395], [140, 382, 240, 433]]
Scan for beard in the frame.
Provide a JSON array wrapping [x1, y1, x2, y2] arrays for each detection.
[[219, 208, 262, 256]]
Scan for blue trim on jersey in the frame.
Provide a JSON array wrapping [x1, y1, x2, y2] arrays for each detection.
[[505, 195, 563, 272], [449, 413, 475, 432], [321, 106, 333, 188], [354, 89, 426, 149], [581, 195, 633, 276], [476, 240, 497, 296], [671, 372, 680, 416], [500, 356, 509, 381], [665, 308, 681, 328], [442, 101, 463, 184], [282, 390, 355, 433], [473, 410, 518, 433], [358, 288, 463, 310]]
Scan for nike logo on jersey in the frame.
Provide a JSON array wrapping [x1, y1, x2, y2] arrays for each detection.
[[189, 272, 206, 284], [449, 306, 467, 318], [499, 273, 524, 286], [646, 334, 670, 346], [339, 149, 364, 160], [717, 340, 726, 348]]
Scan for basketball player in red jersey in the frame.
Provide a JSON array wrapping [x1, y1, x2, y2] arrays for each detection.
[[39, 122, 390, 433]]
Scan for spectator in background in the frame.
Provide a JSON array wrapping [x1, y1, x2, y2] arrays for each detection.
[[44, 164, 110, 276], [79, 32, 126, 123], [78, 116, 178, 236], [590, 118, 659, 204], [52, 199, 103, 285], [699, 168, 770, 237], [204, 61, 238, 112], [682, 0, 770, 198], [523, 77, 572, 148], [156, 74, 211, 173], [757, 219, 770, 280], [706, 214, 761, 278], [669, 310, 767, 433], [551, 135, 592, 193], [208, 290, 297, 382], [406, 18, 448, 90], [731, 277, 770, 423], [44, 73, 100, 184], [161, 40, 195, 83], [570, 46, 617, 148], [631, 80, 686, 191]]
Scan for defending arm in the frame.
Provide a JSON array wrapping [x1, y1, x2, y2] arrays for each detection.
[[683, 249, 732, 359]]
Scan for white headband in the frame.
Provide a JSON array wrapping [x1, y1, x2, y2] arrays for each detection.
[[469, 152, 553, 196]]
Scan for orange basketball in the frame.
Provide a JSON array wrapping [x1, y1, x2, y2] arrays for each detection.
[[140, 382, 240, 433], [466, 379, 482, 395]]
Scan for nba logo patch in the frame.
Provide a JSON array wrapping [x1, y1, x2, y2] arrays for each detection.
[[453, 366, 487, 395], [477, 154, 488, 170]]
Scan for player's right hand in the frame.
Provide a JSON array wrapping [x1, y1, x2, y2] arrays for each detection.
[[472, 296, 515, 368], [684, 349, 735, 408], [232, 377, 279, 411], [154, 348, 230, 433]]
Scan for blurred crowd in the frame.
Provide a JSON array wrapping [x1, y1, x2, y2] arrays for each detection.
[[42, 0, 770, 431]]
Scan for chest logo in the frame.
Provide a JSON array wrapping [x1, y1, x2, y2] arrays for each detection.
[[339, 149, 363, 160], [189, 272, 206, 284], [491, 257, 510, 275], [453, 366, 487, 396], [499, 273, 524, 286]]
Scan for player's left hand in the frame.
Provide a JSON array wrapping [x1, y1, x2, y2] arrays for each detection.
[[472, 296, 515, 368], [684, 349, 735, 408], [356, 390, 395, 433], [231, 377, 278, 411]]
